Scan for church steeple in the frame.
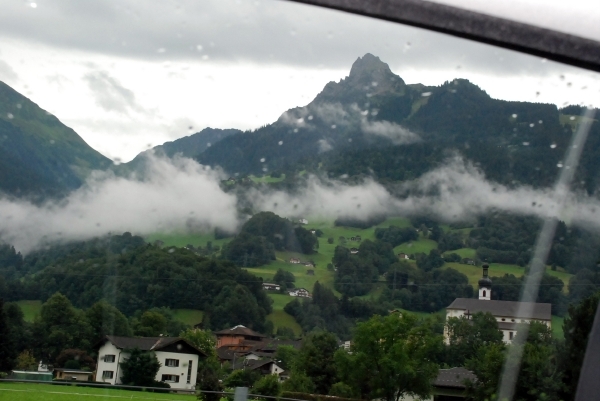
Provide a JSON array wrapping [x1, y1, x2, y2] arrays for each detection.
[[478, 264, 492, 300]]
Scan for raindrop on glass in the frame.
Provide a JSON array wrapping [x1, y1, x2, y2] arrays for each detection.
[[550, 143, 557, 149], [331, 124, 337, 129], [307, 115, 313, 120], [278, 141, 283, 145], [260, 158, 266, 162], [512, 114, 517, 118], [168, 248, 175, 253], [196, 45, 203, 51], [529, 123, 535, 127], [30, 2, 37, 8], [371, 81, 378, 87], [538, 120, 543, 124], [421, 92, 432, 97], [557, 163, 563, 168], [202, 55, 209, 60], [16, 103, 21, 109], [569, 116, 576, 121], [523, 142, 530, 146], [6, 113, 13, 119]]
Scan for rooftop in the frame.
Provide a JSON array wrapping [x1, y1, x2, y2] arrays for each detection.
[[214, 325, 266, 338], [447, 298, 551, 321], [433, 367, 477, 389]]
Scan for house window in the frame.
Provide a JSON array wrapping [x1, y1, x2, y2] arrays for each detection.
[[165, 359, 179, 367], [162, 374, 180, 383], [509, 332, 514, 340], [102, 371, 114, 379], [501, 318, 505, 322], [187, 360, 193, 384], [104, 355, 116, 363]]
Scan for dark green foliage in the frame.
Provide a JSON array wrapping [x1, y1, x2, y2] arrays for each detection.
[[491, 273, 566, 315], [296, 331, 339, 395], [55, 349, 95, 370], [224, 369, 261, 388], [3, 302, 29, 366], [415, 249, 445, 271], [241, 212, 316, 254], [86, 300, 132, 340], [222, 232, 276, 267], [273, 269, 296, 289], [31, 292, 93, 362], [24, 234, 271, 332], [560, 291, 600, 399], [0, 298, 15, 372], [445, 312, 503, 367], [374, 226, 418, 247], [120, 348, 161, 387], [253, 374, 281, 398]]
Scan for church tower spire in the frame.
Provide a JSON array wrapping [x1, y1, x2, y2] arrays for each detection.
[[478, 264, 492, 300]]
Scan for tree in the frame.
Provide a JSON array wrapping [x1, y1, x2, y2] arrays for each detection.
[[560, 291, 600, 399], [329, 382, 357, 398], [253, 374, 281, 399], [295, 332, 339, 395], [55, 349, 96, 371], [445, 312, 503, 367], [464, 342, 506, 401], [337, 313, 441, 401], [86, 300, 132, 340], [273, 269, 296, 289], [133, 310, 168, 337], [275, 345, 299, 371], [32, 292, 93, 362], [15, 350, 37, 370], [179, 328, 216, 357], [120, 348, 161, 387], [0, 298, 15, 372], [224, 369, 261, 388], [281, 371, 316, 393]]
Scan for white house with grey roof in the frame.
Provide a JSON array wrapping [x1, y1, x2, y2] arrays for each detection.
[[445, 264, 552, 343], [95, 335, 206, 390]]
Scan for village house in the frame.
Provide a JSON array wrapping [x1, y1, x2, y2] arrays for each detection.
[[398, 253, 409, 260], [289, 258, 301, 264], [54, 368, 94, 382], [303, 261, 315, 267], [95, 335, 206, 390], [214, 325, 267, 349], [349, 235, 362, 242], [298, 218, 308, 225], [288, 288, 311, 298], [262, 282, 281, 291], [445, 264, 552, 343], [350, 248, 359, 254]]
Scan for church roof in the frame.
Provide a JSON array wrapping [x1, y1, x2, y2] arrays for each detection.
[[447, 298, 551, 321]]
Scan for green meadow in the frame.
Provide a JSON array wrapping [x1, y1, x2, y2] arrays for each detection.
[[0, 382, 193, 401], [15, 300, 42, 322]]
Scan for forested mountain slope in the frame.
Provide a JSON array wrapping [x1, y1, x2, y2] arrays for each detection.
[[198, 54, 600, 192], [0, 81, 112, 198]]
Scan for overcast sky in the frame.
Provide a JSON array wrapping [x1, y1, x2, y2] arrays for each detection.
[[1, 0, 599, 162]]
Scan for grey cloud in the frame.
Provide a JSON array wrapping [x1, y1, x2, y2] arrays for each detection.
[[317, 138, 333, 153], [0, 0, 580, 78], [83, 70, 144, 114], [361, 120, 421, 145], [0, 155, 239, 254], [0, 59, 18, 82]]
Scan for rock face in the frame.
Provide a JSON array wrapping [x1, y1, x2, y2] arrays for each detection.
[[0, 81, 111, 198]]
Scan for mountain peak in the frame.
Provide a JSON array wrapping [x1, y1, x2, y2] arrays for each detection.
[[349, 53, 392, 78]]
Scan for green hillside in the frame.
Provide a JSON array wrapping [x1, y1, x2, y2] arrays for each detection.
[[0, 81, 111, 197]]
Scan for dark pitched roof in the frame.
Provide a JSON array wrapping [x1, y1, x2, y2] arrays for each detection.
[[103, 335, 206, 356], [217, 348, 249, 361], [447, 298, 551, 321], [231, 358, 278, 371], [433, 367, 477, 389], [214, 325, 266, 338]]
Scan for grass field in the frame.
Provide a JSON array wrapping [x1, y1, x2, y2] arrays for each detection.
[[249, 174, 285, 183], [15, 300, 42, 322], [552, 315, 565, 340], [172, 309, 203, 326], [144, 232, 230, 250], [393, 236, 438, 255], [445, 248, 477, 259], [0, 382, 194, 400]]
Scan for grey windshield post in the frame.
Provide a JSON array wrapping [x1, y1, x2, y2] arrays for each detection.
[[234, 387, 249, 401]]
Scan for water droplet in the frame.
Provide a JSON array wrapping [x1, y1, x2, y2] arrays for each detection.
[[529, 123, 535, 127], [327, 31, 333, 39], [512, 114, 517, 118], [421, 92, 432, 97], [262, 167, 268, 172], [278, 141, 283, 145], [293, 128, 298, 133], [559, 75, 565, 80], [371, 81, 378, 87], [550, 143, 557, 149], [523, 142, 530, 146], [207, 142, 211, 147], [49, 140, 55, 145], [541, 58, 547, 63], [538, 120, 543, 124], [260, 158, 266, 162], [30, 2, 37, 8], [113, 157, 122, 166], [307, 115, 313, 120], [168, 248, 175, 253], [331, 124, 337, 129], [567, 82, 572, 87], [6, 113, 13, 119], [157, 48, 166, 53], [570, 116, 576, 121], [196, 45, 203, 51], [348, 138, 352, 142], [557, 163, 563, 168], [16, 103, 21, 109]]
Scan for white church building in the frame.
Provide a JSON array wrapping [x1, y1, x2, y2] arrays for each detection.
[[446, 264, 552, 343]]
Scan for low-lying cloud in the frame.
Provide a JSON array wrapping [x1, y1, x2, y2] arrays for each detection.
[[2, 155, 600, 254], [361, 120, 421, 145]]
